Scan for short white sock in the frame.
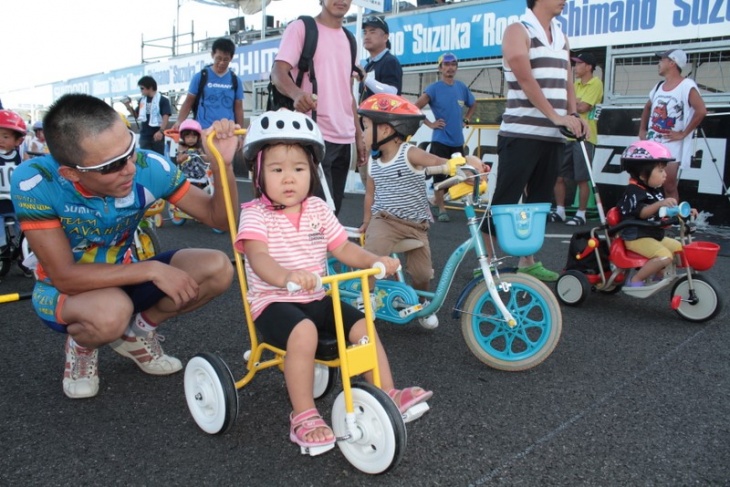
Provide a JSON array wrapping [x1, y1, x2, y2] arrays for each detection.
[[556, 206, 566, 218], [575, 210, 586, 220], [129, 312, 157, 334]]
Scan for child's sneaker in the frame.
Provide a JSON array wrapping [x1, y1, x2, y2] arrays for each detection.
[[63, 336, 99, 399], [110, 331, 182, 375], [417, 301, 439, 329]]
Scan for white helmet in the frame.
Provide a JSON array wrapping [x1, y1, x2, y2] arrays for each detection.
[[243, 109, 325, 162]]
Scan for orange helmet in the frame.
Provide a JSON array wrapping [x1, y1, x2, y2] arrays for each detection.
[[358, 94, 425, 139]]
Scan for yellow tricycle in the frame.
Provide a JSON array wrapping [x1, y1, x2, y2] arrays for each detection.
[[183, 129, 407, 474]]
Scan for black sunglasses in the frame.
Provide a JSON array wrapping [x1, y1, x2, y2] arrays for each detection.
[[75, 130, 136, 174]]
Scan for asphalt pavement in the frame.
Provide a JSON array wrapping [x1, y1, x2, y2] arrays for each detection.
[[1, 181, 728, 486]]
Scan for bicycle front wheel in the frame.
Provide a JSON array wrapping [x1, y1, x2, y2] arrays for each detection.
[[460, 273, 562, 371]]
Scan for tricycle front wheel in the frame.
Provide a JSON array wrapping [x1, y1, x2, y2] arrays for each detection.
[[671, 274, 723, 323], [460, 273, 562, 371]]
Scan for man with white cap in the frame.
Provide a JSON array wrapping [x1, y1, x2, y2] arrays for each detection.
[[639, 48, 707, 201]]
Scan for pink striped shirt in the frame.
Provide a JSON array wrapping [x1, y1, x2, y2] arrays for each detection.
[[234, 197, 347, 319]]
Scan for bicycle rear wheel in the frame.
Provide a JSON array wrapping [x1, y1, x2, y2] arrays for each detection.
[[460, 273, 562, 371]]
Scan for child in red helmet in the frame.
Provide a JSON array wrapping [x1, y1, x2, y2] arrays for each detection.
[[0, 110, 27, 167], [357, 93, 485, 329]]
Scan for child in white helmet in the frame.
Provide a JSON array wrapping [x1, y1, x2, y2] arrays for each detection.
[[234, 109, 433, 457]]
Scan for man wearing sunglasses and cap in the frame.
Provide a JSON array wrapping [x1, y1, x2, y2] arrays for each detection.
[[10, 93, 240, 400], [639, 48, 707, 201]]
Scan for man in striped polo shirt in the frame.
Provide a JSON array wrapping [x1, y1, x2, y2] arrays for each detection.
[[481, 0, 587, 282]]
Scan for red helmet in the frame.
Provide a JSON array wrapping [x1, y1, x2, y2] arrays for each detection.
[[0, 110, 27, 136], [358, 94, 425, 139]]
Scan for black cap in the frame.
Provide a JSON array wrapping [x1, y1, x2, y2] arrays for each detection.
[[362, 16, 389, 34], [571, 52, 597, 69]]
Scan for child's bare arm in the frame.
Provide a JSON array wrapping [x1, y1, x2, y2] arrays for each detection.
[[330, 241, 400, 276]]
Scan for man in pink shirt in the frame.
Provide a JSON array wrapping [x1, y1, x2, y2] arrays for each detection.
[[270, 0, 365, 216]]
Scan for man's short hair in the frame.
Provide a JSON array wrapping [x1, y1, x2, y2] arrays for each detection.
[[212, 38, 236, 57], [44, 94, 119, 167], [137, 76, 157, 91], [527, 0, 536, 8]]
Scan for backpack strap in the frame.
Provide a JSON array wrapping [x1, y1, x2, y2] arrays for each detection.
[[343, 27, 358, 77], [296, 16, 319, 88], [192, 65, 210, 118]]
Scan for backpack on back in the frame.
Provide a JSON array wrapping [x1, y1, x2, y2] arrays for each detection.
[[267, 16, 357, 120], [564, 231, 610, 275], [192, 65, 239, 119]]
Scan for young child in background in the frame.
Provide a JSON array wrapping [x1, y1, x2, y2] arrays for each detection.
[[24, 121, 48, 159], [175, 119, 209, 184], [617, 140, 684, 286], [357, 93, 485, 329], [235, 109, 433, 457], [0, 110, 26, 166]]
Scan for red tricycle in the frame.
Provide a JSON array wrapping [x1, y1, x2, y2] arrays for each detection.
[[555, 202, 722, 323]]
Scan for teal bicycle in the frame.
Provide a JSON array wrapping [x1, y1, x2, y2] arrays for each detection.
[[329, 165, 562, 371]]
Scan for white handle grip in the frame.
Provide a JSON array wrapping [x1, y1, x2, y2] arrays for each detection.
[[373, 261, 400, 279], [286, 274, 322, 293]]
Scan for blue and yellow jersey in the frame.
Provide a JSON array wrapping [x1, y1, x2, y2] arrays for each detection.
[[10, 149, 189, 283]]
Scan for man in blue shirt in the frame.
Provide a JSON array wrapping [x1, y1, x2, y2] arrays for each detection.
[[173, 38, 244, 130], [415, 52, 476, 222]]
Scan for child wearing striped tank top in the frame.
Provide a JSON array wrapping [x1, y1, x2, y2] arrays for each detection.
[[357, 94, 486, 330]]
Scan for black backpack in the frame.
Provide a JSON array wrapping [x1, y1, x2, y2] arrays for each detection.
[[267, 16, 357, 121], [192, 65, 239, 119], [564, 231, 611, 275]]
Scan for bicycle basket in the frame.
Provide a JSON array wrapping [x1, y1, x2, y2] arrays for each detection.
[[682, 241, 720, 271], [490, 203, 550, 256]]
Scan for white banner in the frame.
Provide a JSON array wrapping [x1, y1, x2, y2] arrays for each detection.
[[353, 0, 384, 13]]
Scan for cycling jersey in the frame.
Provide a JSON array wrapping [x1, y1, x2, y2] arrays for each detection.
[[10, 149, 190, 284]]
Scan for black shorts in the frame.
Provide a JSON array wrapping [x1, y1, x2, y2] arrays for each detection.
[[480, 136, 562, 235], [254, 296, 364, 350], [428, 141, 464, 183]]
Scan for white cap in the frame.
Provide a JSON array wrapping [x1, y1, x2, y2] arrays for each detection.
[[656, 49, 687, 71]]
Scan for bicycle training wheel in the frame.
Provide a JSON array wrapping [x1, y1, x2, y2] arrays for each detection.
[[460, 273, 562, 371], [332, 382, 406, 475], [184, 353, 239, 435], [555, 270, 591, 306]]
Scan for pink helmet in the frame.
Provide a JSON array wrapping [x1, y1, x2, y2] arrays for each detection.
[[0, 110, 27, 136], [179, 119, 203, 136], [621, 140, 675, 173], [621, 140, 674, 163]]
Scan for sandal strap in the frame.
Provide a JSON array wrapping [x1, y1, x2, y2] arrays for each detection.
[[290, 408, 331, 436], [290, 408, 321, 426]]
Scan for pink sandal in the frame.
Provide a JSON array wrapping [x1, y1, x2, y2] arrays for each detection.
[[388, 387, 433, 423], [289, 408, 336, 456]]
